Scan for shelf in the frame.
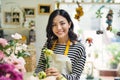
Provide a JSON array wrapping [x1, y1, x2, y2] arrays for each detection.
[[0, 27, 30, 30], [56, 2, 120, 5], [99, 69, 117, 77], [4, 12, 20, 25]]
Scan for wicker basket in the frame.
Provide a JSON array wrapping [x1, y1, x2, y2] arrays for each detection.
[[24, 50, 36, 72]]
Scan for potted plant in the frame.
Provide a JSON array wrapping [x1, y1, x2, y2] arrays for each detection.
[[107, 43, 120, 69]]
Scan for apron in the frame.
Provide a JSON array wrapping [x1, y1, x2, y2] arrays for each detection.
[[28, 40, 72, 80], [49, 53, 72, 75], [44, 40, 72, 80], [50, 40, 72, 74]]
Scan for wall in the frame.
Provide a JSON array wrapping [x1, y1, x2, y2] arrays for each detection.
[[1, 0, 55, 64]]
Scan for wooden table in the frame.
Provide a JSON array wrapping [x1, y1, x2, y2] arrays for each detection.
[[100, 76, 115, 80]]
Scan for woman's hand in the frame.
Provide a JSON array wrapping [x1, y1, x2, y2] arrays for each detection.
[[45, 67, 61, 77]]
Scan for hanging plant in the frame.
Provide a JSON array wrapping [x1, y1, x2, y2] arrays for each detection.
[[106, 9, 113, 31], [86, 37, 93, 47], [96, 30, 103, 35], [96, 9, 103, 18], [74, 1, 84, 21], [56, 1, 60, 9], [117, 32, 120, 36]]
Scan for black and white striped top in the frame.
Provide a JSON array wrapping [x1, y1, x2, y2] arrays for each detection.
[[35, 41, 86, 80]]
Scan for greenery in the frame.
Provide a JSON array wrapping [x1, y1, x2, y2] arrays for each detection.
[[107, 43, 120, 68], [86, 74, 94, 79]]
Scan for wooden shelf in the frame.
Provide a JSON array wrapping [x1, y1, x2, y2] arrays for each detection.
[[56, 2, 120, 5], [0, 27, 30, 30], [99, 69, 117, 77], [4, 12, 20, 25]]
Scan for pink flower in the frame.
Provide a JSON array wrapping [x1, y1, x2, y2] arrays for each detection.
[[4, 54, 26, 74], [0, 76, 11, 80], [0, 51, 5, 60], [0, 33, 28, 80], [0, 38, 8, 47], [0, 63, 23, 80]]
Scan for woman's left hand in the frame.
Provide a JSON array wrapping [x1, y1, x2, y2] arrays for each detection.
[[45, 67, 61, 77]]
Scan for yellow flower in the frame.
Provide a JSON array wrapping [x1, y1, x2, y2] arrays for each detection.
[[38, 71, 46, 79], [43, 48, 54, 56], [42, 48, 54, 68], [74, 4, 84, 21], [21, 35, 27, 41]]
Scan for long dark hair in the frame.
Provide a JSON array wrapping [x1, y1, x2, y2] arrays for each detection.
[[46, 9, 77, 49]]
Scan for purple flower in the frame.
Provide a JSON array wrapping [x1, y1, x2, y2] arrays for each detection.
[[0, 76, 11, 80], [0, 63, 23, 80]]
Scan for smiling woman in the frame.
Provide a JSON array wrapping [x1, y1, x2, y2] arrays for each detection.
[[34, 9, 86, 80]]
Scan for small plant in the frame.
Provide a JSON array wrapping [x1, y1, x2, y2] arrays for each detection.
[[107, 43, 120, 69], [86, 74, 94, 79]]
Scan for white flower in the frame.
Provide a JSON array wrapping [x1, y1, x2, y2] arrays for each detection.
[[21, 44, 27, 51], [11, 33, 22, 40]]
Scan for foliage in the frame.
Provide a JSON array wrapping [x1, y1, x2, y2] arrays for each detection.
[[0, 33, 29, 80], [107, 43, 120, 68], [86, 74, 94, 79]]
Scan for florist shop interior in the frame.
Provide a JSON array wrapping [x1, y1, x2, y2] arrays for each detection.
[[0, 0, 120, 80]]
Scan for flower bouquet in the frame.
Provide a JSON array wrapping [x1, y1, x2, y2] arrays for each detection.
[[0, 33, 29, 80], [29, 48, 67, 80], [31, 48, 54, 80]]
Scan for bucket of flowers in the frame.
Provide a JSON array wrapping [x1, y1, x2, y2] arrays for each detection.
[[0, 33, 29, 80]]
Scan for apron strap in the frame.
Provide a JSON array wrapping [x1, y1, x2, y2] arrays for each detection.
[[51, 40, 71, 56]]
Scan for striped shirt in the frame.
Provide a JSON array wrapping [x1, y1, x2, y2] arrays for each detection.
[[35, 41, 86, 80]]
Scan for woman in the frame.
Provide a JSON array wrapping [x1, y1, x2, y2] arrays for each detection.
[[35, 9, 86, 80]]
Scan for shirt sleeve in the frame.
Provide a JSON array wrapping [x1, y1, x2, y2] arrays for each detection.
[[63, 44, 86, 80], [34, 45, 46, 74]]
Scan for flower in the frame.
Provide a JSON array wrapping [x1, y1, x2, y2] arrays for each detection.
[[11, 33, 22, 40], [86, 37, 93, 47], [0, 38, 8, 47], [32, 48, 67, 80], [74, 1, 84, 21], [0, 51, 5, 61], [37, 71, 46, 79], [0, 33, 29, 80], [42, 48, 54, 68], [0, 63, 23, 80], [33, 48, 53, 80]]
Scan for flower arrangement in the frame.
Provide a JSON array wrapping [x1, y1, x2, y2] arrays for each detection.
[[0, 33, 29, 80], [32, 48, 67, 80], [33, 48, 54, 80]]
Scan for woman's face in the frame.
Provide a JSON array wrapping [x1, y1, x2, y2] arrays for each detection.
[[52, 15, 71, 39]]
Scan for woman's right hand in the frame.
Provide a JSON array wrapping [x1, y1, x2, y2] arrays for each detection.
[[45, 67, 61, 77]]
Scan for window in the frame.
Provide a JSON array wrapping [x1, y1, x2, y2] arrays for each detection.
[[58, 2, 120, 72]]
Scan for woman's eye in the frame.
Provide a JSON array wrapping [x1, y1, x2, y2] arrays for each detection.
[[60, 23, 65, 25]]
